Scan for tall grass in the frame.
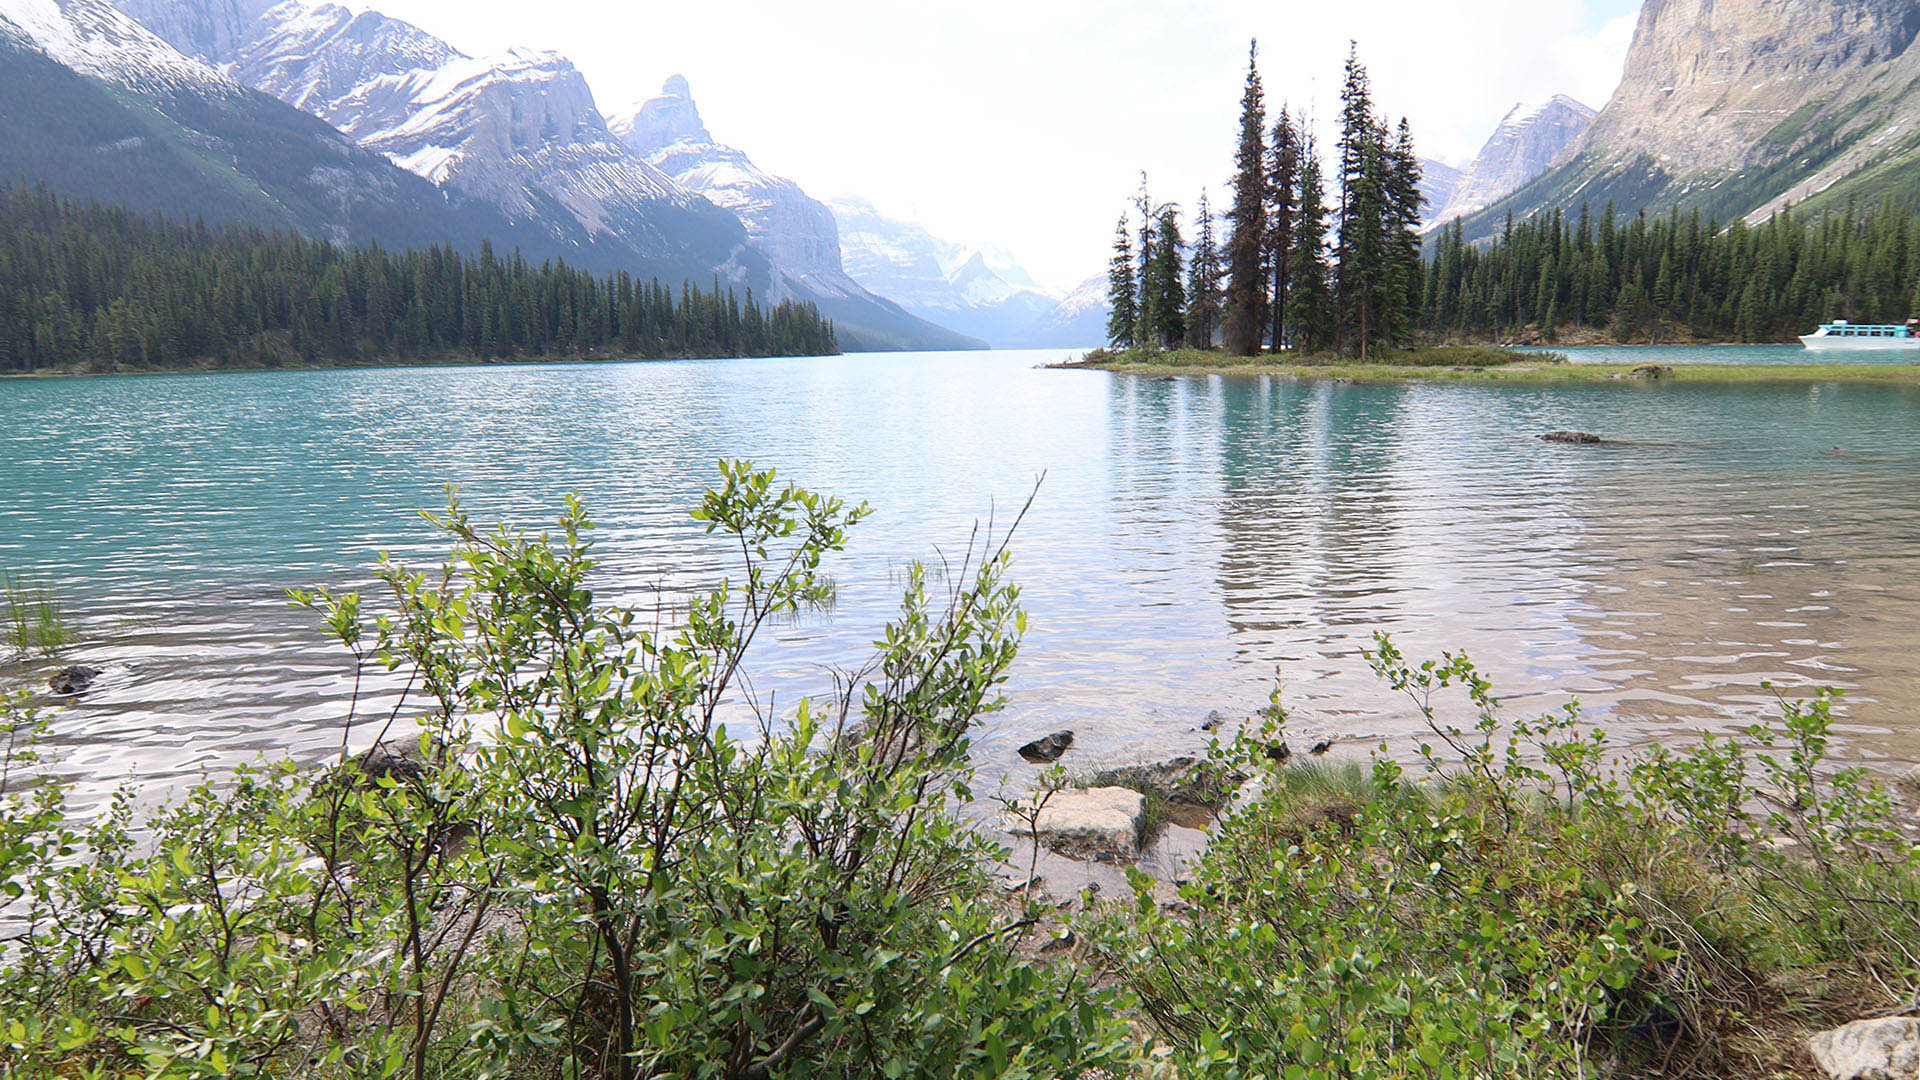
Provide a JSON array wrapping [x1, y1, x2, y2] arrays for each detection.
[[2, 571, 75, 658]]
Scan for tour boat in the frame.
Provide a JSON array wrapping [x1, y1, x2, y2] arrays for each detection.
[[1799, 319, 1920, 349]]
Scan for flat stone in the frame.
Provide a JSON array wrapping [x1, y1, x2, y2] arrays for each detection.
[[1540, 430, 1603, 445], [1010, 786, 1145, 861], [1017, 730, 1074, 764], [1808, 1017, 1920, 1080]]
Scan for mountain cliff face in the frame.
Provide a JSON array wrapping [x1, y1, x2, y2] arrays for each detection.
[[1417, 158, 1463, 225], [1457, 0, 1920, 238], [610, 78, 850, 294], [0, 0, 549, 255], [1429, 96, 1594, 226], [829, 197, 1062, 347], [119, 0, 749, 284]]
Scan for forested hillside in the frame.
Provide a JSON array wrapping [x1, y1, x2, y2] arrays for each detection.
[[0, 187, 837, 373], [1424, 201, 1920, 343]]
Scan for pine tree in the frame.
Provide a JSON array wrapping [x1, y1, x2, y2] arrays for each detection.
[[1267, 107, 1299, 350], [1106, 215, 1138, 348], [1185, 191, 1223, 348], [1149, 205, 1186, 347], [1222, 40, 1268, 356]]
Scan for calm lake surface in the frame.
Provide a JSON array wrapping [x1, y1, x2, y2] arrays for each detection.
[[3, 347, 1918, 807]]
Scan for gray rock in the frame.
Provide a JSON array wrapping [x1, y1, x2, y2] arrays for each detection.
[[1009, 787, 1145, 862], [47, 665, 101, 696], [1898, 764, 1920, 792], [1088, 756, 1246, 812], [1631, 363, 1674, 379], [1808, 1017, 1920, 1079], [1540, 431, 1603, 445], [1017, 730, 1074, 764]]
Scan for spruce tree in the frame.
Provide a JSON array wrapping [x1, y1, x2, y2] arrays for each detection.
[[1222, 40, 1268, 356], [1185, 191, 1223, 348], [1334, 47, 1389, 358], [1267, 107, 1299, 351], [1287, 129, 1335, 353], [1134, 174, 1159, 350], [1150, 205, 1187, 347], [1106, 215, 1138, 348], [1380, 117, 1424, 347]]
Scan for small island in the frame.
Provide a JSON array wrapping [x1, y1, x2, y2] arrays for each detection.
[[1055, 345, 1920, 385]]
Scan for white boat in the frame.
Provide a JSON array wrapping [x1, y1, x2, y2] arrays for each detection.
[[1799, 319, 1920, 350]]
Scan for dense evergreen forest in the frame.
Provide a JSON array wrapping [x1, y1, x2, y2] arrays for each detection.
[[0, 185, 837, 373], [1424, 201, 1920, 343]]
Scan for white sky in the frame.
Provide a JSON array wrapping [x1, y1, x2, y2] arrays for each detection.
[[359, 0, 1642, 294]]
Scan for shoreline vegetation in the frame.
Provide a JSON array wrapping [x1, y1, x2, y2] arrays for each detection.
[[3, 469, 1917, 1079], [1056, 345, 1920, 385]]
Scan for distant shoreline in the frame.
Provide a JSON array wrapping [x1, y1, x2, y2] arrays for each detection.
[[1050, 346, 1920, 385], [0, 350, 839, 381]]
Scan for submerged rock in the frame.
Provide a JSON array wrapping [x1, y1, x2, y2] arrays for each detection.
[[1540, 430, 1603, 445], [1807, 1017, 1920, 1080], [1018, 730, 1074, 764], [1011, 786, 1145, 862], [47, 665, 101, 696]]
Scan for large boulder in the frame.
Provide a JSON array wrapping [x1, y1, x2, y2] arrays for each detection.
[[1807, 1017, 1920, 1080], [1010, 787, 1145, 862]]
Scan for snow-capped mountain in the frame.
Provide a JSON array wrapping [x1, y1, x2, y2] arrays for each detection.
[[609, 77, 853, 296], [118, 0, 749, 286], [1019, 275, 1110, 349], [1428, 96, 1596, 227], [4, 0, 234, 91], [106, 0, 977, 350], [828, 197, 1061, 348], [0, 0, 554, 256]]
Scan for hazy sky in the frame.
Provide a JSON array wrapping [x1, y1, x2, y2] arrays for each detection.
[[360, 0, 1643, 293]]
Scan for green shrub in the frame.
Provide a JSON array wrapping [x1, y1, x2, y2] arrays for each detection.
[[0, 464, 1136, 1080], [1087, 637, 1920, 1079]]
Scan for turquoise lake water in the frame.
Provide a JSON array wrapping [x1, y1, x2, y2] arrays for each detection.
[[2, 348, 1918, 805]]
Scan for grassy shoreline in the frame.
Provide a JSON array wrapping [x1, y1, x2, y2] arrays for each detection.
[[1056, 346, 1920, 385]]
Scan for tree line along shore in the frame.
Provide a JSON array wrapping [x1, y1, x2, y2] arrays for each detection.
[[0, 185, 838, 375]]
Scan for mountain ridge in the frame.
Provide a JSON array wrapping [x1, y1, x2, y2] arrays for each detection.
[[1454, 0, 1920, 239]]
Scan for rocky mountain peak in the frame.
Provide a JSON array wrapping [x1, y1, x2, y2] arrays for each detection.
[[615, 74, 711, 155], [1580, 0, 1920, 170], [1428, 94, 1594, 226]]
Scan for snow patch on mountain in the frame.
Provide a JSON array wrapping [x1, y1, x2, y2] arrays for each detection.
[[610, 76, 861, 298], [1427, 95, 1595, 228], [0, 0, 236, 93], [828, 196, 1064, 347]]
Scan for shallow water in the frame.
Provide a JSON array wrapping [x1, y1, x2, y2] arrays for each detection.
[[2, 348, 1917, 808]]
